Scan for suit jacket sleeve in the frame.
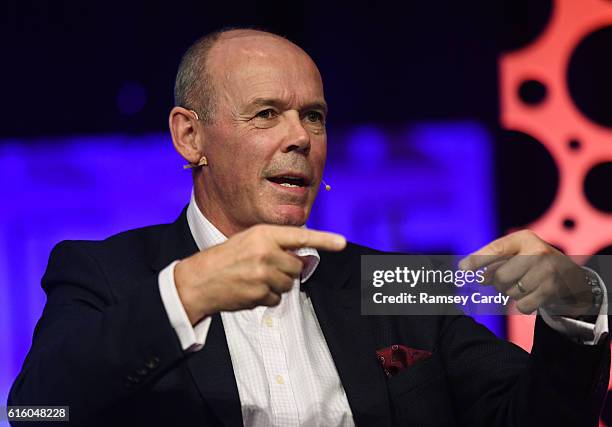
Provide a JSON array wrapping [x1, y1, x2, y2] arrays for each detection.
[[8, 240, 188, 423], [437, 313, 610, 427]]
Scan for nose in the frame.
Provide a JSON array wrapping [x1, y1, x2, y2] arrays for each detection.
[[282, 111, 310, 154]]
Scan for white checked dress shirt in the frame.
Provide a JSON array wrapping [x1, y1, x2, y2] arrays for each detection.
[[158, 194, 354, 427], [158, 195, 609, 426]]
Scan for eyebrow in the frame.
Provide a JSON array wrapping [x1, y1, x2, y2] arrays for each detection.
[[249, 97, 328, 115]]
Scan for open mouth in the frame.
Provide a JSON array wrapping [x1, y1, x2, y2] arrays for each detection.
[[266, 175, 309, 188]]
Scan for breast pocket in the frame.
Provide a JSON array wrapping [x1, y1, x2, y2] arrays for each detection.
[[386, 353, 457, 427]]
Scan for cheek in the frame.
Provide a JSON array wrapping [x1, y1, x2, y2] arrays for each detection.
[[219, 141, 270, 198], [311, 137, 327, 171], [207, 128, 258, 176]]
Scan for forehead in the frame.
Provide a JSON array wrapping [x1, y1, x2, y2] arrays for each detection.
[[207, 33, 324, 106]]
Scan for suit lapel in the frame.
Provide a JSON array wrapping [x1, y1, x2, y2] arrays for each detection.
[[185, 315, 243, 427], [151, 207, 243, 427], [150, 207, 199, 272], [306, 248, 392, 427]]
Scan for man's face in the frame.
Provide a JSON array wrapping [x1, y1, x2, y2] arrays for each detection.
[[196, 33, 327, 235]]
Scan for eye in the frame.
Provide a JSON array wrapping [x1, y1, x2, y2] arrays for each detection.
[[305, 110, 324, 123], [255, 109, 277, 119]]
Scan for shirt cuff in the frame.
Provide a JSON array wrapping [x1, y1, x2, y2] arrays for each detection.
[[158, 260, 211, 352], [539, 267, 609, 345]]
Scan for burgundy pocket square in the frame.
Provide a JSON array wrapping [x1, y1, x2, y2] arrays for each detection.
[[376, 345, 432, 378]]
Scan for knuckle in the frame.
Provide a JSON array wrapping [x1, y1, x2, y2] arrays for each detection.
[[252, 264, 269, 281], [282, 274, 294, 288], [291, 260, 304, 275], [489, 240, 505, 255], [249, 285, 269, 302], [295, 231, 308, 247], [253, 250, 270, 264], [251, 224, 266, 234], [268, 293, 282, 307], [518, 229, 540, 244], [249, 224, 270, 243], [516, 301, 532, 315], [271, 272, 293, 290], [290, 265, 302, 279], [533, 243, 550, 256], [493, 269, 511, 285], [539, 258, 556, 276]]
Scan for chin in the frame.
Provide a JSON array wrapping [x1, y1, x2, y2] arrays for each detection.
[[267, 205, 309, 226]]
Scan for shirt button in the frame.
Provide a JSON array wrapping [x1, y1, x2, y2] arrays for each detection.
[[275, 375, 285, 385], [264, 316, 273, 328]]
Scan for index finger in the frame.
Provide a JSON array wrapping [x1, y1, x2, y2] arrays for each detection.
[[270, 226, 347, 252], [459, 233, 522, 271]]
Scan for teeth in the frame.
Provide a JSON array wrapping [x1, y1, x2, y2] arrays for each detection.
[[280, 182, 300, 188]]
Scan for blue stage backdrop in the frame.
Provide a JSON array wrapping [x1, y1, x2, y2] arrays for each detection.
[[0, 120, 496, 410]]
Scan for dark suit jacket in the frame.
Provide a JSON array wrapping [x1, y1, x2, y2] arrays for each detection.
[[8, 208, 611, 426]]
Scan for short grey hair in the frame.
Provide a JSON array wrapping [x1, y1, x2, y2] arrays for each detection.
[[174, 27, 286, 124], [173, 30, 224, 123]]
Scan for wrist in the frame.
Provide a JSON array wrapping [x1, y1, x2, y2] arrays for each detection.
[[174, 259, 209, 325]]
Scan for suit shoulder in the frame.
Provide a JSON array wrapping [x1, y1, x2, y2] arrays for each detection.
[[49, 221, 172, 273], [56, 222, 168, 252]]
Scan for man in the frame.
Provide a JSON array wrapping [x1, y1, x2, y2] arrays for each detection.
[[8, 28, 610, 426]]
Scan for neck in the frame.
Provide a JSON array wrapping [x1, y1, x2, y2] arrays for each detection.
[[193, 190, 245, 238]]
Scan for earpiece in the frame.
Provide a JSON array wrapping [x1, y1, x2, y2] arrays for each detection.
[[183, 156, 208, 170]]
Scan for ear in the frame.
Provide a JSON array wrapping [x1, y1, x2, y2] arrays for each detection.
[[169, 106, 203, 165]]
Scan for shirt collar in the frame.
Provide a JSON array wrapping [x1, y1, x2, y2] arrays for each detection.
[[186, 192, 320, 283]]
